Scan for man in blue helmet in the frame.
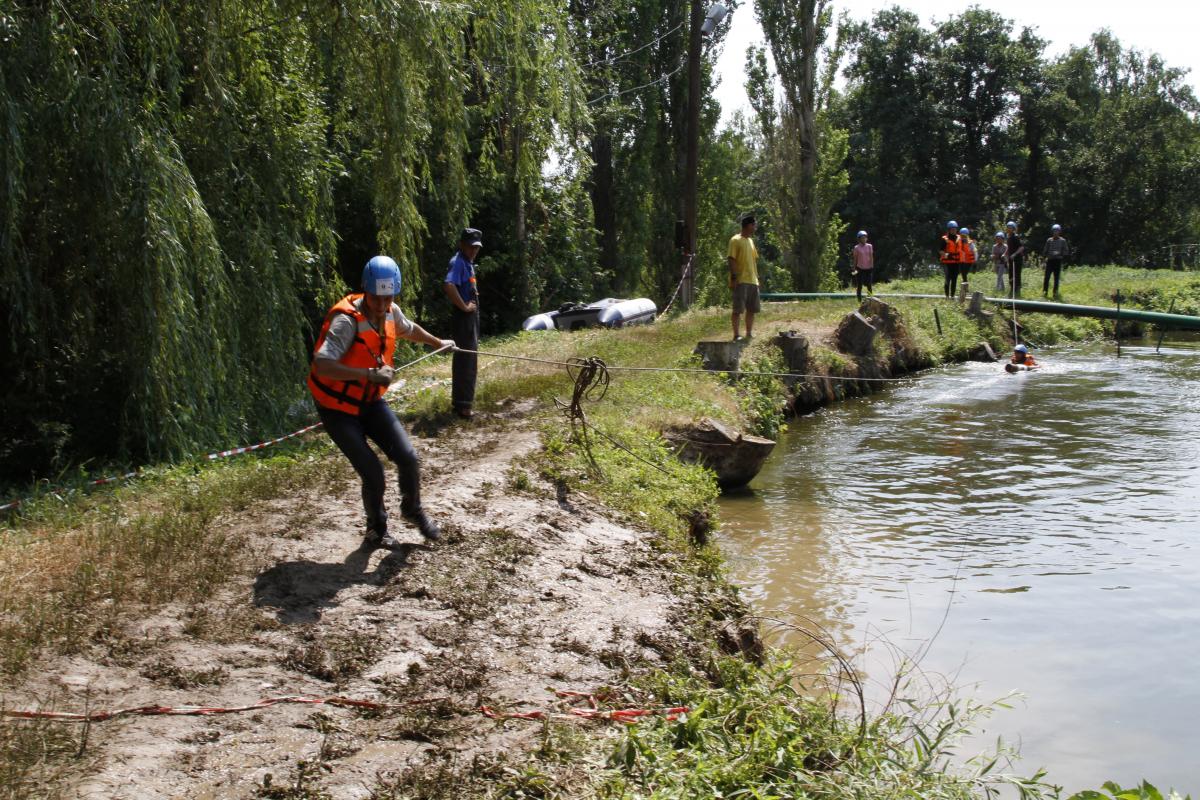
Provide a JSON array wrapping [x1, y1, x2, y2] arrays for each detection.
[[939, 220, 963, 298], [444, 228, 482, 419], [1042, 223, 1070, 297], [308, 256, 456, 548], [1005, 221, 1025, 296], [851, 230, 874, 301]]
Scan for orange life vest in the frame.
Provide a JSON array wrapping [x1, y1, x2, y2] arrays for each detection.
[[307, 294, 396, 415], [940, 234, 962, 264], [1010, 354, 1037, 367], [961, 237, 977, 264]]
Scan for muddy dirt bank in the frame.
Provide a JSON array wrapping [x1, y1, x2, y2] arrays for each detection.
[[7, 404, 731, 799]]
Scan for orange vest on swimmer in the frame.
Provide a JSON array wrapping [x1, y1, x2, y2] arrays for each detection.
[[1011, 354, 1037, 367], [940, 234, 962, 264], [307, 294, 396, 415]]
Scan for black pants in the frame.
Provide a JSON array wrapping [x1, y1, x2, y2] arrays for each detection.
[[318, 400, 421, 532], [1043, 258, 1063, 295], [944, 264, 968, 297], [853, 269, 874, 300], [451, 308, 479, 411], [1008, 257, 1023, 294]]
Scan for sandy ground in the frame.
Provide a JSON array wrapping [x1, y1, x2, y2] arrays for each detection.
[[14, 403, 700, 798]]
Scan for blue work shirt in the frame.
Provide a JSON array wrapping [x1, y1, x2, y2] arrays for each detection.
[[445, 251, 477, 307]]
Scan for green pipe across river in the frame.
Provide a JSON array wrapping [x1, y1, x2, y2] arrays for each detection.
[[759, 292, 1200, 331]]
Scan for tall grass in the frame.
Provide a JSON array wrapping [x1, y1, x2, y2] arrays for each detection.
[[0, 444, 337, 676], [595, 655, 1057, 799]]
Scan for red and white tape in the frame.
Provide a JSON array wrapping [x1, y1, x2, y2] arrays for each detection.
[[2, 690, 688, 726], [1, 377, 453, 513]]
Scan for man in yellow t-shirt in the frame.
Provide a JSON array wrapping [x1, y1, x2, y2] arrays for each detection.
[[727, 213, 760, 340]]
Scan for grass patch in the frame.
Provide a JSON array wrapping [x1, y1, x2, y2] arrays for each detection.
[[0, 444, 337, 676], [281, 629, 383, 686], [0, 710, 80, 800], [889, 265, 1200, 344]]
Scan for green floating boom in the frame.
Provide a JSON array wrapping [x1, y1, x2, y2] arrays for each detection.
[[759, 292, 1200, 331]]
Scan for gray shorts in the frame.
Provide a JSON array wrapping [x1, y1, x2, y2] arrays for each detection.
[[732, 282, 761, 313]]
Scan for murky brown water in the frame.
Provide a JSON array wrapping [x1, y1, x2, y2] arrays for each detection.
[[717, 337, 1200, 795]]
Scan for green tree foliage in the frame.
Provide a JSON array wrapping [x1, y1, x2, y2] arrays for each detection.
[[748, 0, 841, 292], [568, 0, 735, 306], [0, 0, 585, 482], [838, 9, 1200, 278], [839, 7, 1042, 279], [1031, 32, 1200, 263], [0, 2, 335, 478]]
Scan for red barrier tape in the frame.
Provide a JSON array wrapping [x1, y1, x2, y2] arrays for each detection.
[[3, 691, 688, 726], [479, 705, 689, 724], [205, 423, 325, 461], [479, 689, 688, 724], [1, 695, 446, 723]]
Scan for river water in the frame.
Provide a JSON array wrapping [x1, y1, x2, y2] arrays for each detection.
[[717, 338, 1200, 795]]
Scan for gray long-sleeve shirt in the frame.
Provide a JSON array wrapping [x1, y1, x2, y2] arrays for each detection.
[[1044, 236, 1070, 259]]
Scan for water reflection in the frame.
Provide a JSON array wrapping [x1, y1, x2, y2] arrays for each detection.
[[718, 338, 1200, 794]]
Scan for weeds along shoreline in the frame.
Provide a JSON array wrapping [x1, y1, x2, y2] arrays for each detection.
[[2, 272, 1194, 797]]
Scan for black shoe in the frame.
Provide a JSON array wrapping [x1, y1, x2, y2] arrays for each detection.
[[365, 526, 404, 551], [455, 407, 473, 420], [402, 510, 440, 542]]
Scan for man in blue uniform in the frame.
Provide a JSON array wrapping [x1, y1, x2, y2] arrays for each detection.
[[444, 228, 482, 419]]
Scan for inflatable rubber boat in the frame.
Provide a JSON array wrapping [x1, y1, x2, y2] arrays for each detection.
[[522, 298, 657, 331]]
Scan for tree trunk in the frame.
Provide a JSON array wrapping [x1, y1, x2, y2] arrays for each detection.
[[589, 129, 619, 293], [794, 3, 821, 292]]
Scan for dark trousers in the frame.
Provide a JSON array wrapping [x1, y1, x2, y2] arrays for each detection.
[[853, 269, 874, 300], [944, 264, 968, 297], [1043, 258, 1063, 295], [451, 308, 479, 411], [1008, 257, 1023, 294], [318, 400, 421, 532]]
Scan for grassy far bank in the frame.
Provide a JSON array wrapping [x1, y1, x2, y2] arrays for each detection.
[[2, 274, 1192, 797], [887, 264, 1200, 315]]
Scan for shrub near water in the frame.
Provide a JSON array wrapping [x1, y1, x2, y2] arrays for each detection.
[[596, 656, 1058, 800]]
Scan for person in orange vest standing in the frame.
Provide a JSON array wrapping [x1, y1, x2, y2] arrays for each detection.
[[939, 220, 963, 298], [958, 227, 977, 294], [308, 256, 456, 549]]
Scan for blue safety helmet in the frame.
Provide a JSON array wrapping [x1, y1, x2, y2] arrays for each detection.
[[960, 227, 971, 236], [995, 231, 1005, 239], [857, 230, 868, 238], [1014, 343, 1029, 354], [947, 220, 959, 229], [1006, 221, 1017, 230], [362, 256, 401, 297], [1051, 223, 1062, 232]]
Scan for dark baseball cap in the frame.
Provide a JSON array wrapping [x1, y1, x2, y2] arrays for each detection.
[[460, 227, 483, 246]]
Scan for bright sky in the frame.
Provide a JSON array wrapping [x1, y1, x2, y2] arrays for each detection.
[[714, 0, 1200, 127]]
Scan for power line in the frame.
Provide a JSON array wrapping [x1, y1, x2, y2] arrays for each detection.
[[586, 59, 686, 106], [580, 21, 685, 69]]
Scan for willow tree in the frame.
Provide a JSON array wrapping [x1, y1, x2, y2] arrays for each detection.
[[447, 0, 591, 327], [0, 0, 587, 482], [0, 2, 338, 479]]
